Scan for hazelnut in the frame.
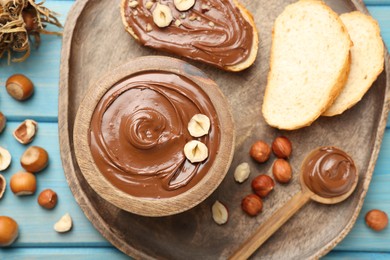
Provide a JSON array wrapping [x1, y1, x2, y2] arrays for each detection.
[[251, 174, 275, 198], [10, 171, 37, 196], [54, 213, 72, 233], [20, 146, 49, 173], [0, 112, 6, 134], [272, 136, 292, 159], [38, 189, 58, 209], [0, 216, 19, 247], [13, 119, 38, 144], [365, 209, 388, 231], [22, 10, 39, 32], [272, 158, 292, 183], [0, 146, 12, 171], [241, 194, 263, 216], [249, 141, 271, 163], [5, 74, 34, 101], [211, 200, 229, 225], [0, 174, 6, 199], [234, 162, 251, 183]]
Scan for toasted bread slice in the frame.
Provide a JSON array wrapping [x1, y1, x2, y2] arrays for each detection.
[[323, 11, 384, 116], [120, 0, 258, 72], [262, 0, 352, 130]]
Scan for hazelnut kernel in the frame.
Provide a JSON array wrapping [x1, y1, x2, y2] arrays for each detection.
[[0, 216, 19, 247], [272, 136, 292, 159], [249, 141, 271, 163], [10, 171, 37, 196], [241, 194, 263, 216], [251, 174, 275, 198], [38, 189, 58, 209], [272, 159, 292, 183], [21, 146, 49, 173], [0, 146, 12, 172], [6, 74, 34, 101], [365, 209, 388, 231]]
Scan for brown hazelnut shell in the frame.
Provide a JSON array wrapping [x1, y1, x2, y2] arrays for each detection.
[[21, 146, 49, 173], [0, 216, 19, 246]]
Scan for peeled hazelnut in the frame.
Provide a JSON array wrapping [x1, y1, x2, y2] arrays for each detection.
[[188, 114, 210, 137], [6, 74, 34, 101], [174, 0, 195, 11], [0, 112, 6, 134], [0, 146, 12, 171], [0, 174, 6, 199], [365, 209, 388, 231], [184, 140, 208, 163], [272, 159, 292, 183], [0, 216, 19, 247], [242, 194, 263, 216], [234, 162, 250, 183], [212, 200, 229, 225], [249, 141, 271, 163], [152, 3, 173, 28], [38, 189, 58, 209], [272, 136, 292, 159], [10, 171, 36, 196], [54, 213, 72, 233], [13, 119, 38, 144], [21, 146, 49, 173], [251, 174, 275, 198]]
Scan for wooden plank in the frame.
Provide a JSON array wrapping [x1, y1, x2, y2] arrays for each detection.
[[325, 251, 390, 259], [0, 122, 109, 246]]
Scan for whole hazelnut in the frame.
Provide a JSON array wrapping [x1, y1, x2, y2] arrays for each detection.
[[365, 209, 388, 231], [0, 174, 6, 199], [272, 159, 292, 183], [272, 136, 292, 159], [249, 141, 271, 163], [21, 146, 49, 173], [10, 171, 37, 196], [38, 189, 58, 209], [6, 74, 34, 101], [241, 194, 263, 216], [251, 174, 275, 198], [0, 216, 19, 247]]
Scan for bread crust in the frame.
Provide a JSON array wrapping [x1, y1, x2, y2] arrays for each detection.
[[120, 0, 258, 72]]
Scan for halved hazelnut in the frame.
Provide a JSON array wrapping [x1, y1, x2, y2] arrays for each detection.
[[13, 119, 38, 144], [54, 213, 72, 233], [0, 216, 19, 246], [0, 174, 6, 199], [0, 147, 11, 172], [152, 3, 173, 28], [6, 74, 34, 101], [184, 140, 208, 163], [212, 200, 229, 225], [10, 171, 37, 196], [0, 112, 6, 134], [20, 146, 48, 173]]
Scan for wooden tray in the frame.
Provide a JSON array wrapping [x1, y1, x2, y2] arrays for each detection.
[[59, 0, 390, 259]]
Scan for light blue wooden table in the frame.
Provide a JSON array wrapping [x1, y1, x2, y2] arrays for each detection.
[[0, 0, 389, 259]]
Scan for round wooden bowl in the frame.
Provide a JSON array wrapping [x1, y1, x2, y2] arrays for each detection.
[[73, 56, 235, 217]]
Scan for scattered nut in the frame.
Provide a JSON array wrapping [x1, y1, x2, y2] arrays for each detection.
[[179, 13, 186, 19], [54, 213, 72, 233], [188, 114, 210, 137], [189, 14, 197, 21], [38, 189, 58, 209], [0, 174, 6, 199], [10, 171, 36, 196], [174, 0, 195, 11], [184, 140, 208, 163], [128, 0, 138, 8], [201, 4, 211, 12], [5, 74, 34, 101], [146, 23, 153, 32], [365, 209, 388, 231], [20, 146, 49, 173], [272, 136, 292, 159], [272, 159, 292, 183], [234, 162, 250, 183], [241, 194, 263, 216], [145, 1, 153, 9], [0, 112, 6, 134], [251, 174, 275, 198], [175, 19, 182, 27], [249, 141, 271, 163], [208, 21, 215, 27], [0, 147, 11, 171], [212, 200, 228, 225], [152, 3, 173, 28], [0, 216, 19, 247], [13, 119, 38, 145]]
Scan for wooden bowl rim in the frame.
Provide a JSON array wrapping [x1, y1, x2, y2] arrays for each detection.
[[73, 56, 235, 217]]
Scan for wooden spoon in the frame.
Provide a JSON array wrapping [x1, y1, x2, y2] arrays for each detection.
[[230, 147, 358, 260]]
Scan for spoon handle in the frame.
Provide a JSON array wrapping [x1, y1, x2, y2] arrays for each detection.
[[229, 190, 312, 260]]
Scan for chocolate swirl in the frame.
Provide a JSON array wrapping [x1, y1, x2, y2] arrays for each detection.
[[302, 147, 357, 198], [89, 71, 220, 198], [123, 0, 254, 69]]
